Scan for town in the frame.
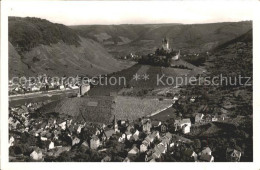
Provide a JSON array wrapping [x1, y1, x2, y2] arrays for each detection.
[[9, 86, 243, 162]]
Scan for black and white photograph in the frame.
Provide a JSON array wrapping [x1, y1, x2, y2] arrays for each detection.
[[1, 0, 259, 168]]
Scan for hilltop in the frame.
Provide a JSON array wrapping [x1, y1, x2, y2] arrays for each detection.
[[8, 17, 134, 78]]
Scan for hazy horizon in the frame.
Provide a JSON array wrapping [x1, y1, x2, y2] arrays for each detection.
[[6, 1, 253, 26], [8, 15, 252, 26]]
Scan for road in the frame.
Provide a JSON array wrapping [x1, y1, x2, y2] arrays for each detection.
[[9, 89, 79, 107], [9, 89, 79, 101]]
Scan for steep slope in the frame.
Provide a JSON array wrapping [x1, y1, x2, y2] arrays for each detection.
[[9, 17, 80, 53], [9, 42, 31, 77], [71, 21, 252, 57], [214, 29, 252, 50], [8, 17, 133, 78], [207, 29, 252, 78]]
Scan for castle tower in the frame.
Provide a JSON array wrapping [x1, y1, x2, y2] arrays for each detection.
[[162, 37, 169, 51]]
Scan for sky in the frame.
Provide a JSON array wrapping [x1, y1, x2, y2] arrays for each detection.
[[6, 1, 253, 25]]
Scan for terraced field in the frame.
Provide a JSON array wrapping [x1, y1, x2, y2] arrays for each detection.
[[112, 96, 173, 120]]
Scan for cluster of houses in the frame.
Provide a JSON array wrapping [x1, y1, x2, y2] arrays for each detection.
[[194, 113, 229, 124], [8, 74, 86, 95], [9, 98, 240, 162], [120, 53, 140, 61]]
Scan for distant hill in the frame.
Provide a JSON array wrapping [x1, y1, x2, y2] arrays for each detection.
[[8, 17, 133, 78], [71, 21, 252, 57], [207, 28, 252, 78], [214, 29, 252, 50]]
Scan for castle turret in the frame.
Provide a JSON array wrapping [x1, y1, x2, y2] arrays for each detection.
[[162, 37, 169, 51]]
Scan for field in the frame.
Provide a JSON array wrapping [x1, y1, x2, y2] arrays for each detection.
[[112, 96, 173, 120], [39, 95, 174, 123], [39, 96, 115, 124], [150, 107, 178, 121]]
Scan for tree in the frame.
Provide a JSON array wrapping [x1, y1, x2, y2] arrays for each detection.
[[193, 139, 201, 149]]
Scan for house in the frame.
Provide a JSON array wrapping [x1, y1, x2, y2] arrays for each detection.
[[126, 124, 135, 132], [119, 120, 126, 126], [152, 151, 161, 159], [199, 154, 214, 162], [140, 141, 149, 153], [204, 114, 212, 122], [59, 85, 65, 90], [69, 85, 79, 90], [58, 121, 67, 130], [95, 128, 101, 136], [160, 135, 171, 146], [130, 129, 139, 141], [30, 148, 43, 161], [31, 85, 41, 92], [123, 157, 131, 162], [72, 137, 80, 146], [118, 137, 125, 143], [172, 96, 179, 103], [90, 135, 100, 149], [128, 146, 139, 156], [78, 84, 90, 96], [190, 97, 196, 103], [50, 146, 71, 157], [212, 117, 218, 122], [77, 124, 84, 134], [182, 124, 191, 134], [200, 147, 212, 155], [125, 131, 132, 140], [40, 136, 48, 141], [183, 149, 198, 162], [118, 133, 126, 143], [9, 136, 15, 148], [165, 132, 172, 139], [133, 129, 140, 136], [160, 123, 168, 133], [101, 156, 111, 162], [145, 154, 153, 162], [129, 136, 136, 141], [174, 118, 191, 132], [195, 113, 204, 123], [145, 135, 155, 144], [169, 142, 175, 148], [226, 148, 242, 162], [155, 143, 167, 154], [81, 141, 89, 149], [132, 134, 139, 141], [172, 50, 180, 61], [103, 129, 115, 141], [220, 114, 228, 121], [151, 131, 160, 139], [142, 119, 152, 133], [48, 141, 55, 150]]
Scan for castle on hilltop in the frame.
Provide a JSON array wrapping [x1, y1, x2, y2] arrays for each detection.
[[161, 37, 180, 61]]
